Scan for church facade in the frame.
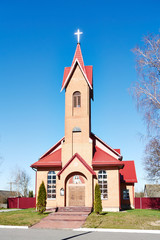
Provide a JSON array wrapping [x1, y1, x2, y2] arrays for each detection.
[[31, 37, 137, 212]]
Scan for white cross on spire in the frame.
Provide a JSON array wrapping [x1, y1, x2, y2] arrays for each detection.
[[74, 29, 83, 43]]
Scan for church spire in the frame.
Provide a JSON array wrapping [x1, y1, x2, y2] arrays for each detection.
[[61, 31, 93, 92], [71, 43, 86, 75]]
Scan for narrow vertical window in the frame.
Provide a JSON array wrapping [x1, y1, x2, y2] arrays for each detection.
[[73, 91, 81, 108], [47, 171, 56, 199], [98, 170, 108, 199]]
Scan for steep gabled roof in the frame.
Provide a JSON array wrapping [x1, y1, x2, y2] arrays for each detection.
[[30, 137, 64, 169], [92, 146, 124, 168], [61, 44, 93, 91], [57, 153, 96, 176], [91, 132, 122, 158], [39, 137, 64, 159], [120, 161, 137, 183], [30, 148, 62, 168]]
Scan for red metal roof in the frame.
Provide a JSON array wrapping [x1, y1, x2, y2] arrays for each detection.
[[71, 43, 86, 74], [57, 153, 96, 176], [30, 149, 62, 168], [120, 161, 137, 183], [92, 146, 124, 168], [61, 44, 93, 91], [39, 137, 64, 159], [114, 149, 121, 154], [90, 132, 121, 157]]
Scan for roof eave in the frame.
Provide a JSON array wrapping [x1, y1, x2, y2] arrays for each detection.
[[92, 162, 124, 169], [30, 163, 62, 168]]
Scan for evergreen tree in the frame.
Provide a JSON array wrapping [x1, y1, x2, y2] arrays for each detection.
[[37, 181, 47, 213], [94, 183, 102, 214]]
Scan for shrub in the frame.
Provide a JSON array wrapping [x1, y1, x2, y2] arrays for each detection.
[[94, 183, 102, 214], [37, 181, 47, 213]]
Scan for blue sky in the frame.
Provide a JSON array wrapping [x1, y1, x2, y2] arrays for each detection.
[[0, 0, 159, 193]]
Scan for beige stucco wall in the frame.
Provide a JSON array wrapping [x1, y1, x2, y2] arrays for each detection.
[[94, 168, 120, 211], [36, 168, 63, 209]]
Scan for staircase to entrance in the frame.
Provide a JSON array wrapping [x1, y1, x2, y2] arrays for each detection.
[[31, 207, 92, 229]]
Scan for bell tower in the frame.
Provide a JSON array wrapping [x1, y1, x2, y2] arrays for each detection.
[[61, 30, 93, 166]]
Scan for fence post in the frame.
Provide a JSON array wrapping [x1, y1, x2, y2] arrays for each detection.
[[140, 197, 142, 209]]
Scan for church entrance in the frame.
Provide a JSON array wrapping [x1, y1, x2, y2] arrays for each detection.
[[68, 175, 85, 206]]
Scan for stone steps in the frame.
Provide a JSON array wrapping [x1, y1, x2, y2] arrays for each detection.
[[58, 206, 92, 213], [31, 206, 92, 229]]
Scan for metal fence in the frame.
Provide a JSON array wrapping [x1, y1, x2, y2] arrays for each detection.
[[8, 197, 36, 209], [135, 197, 160, 209]]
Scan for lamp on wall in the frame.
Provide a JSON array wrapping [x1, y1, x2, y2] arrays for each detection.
[[60, 188, 64, 196]]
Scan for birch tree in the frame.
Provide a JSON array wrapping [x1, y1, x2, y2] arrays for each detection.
[[132, 32, 160, 181], [14, 169, 30, 197]]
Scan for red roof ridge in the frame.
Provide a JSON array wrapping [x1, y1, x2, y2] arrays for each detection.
[[57, 153, 96, 177]]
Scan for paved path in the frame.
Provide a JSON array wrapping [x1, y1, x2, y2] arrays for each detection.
[[0, 228, 160, 240], [31, 208, 91, 229], [0, 209, 22, 213]]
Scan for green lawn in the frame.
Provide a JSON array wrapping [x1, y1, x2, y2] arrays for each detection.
[[83, 209, 160, 230], [0, 208, 49, 226]]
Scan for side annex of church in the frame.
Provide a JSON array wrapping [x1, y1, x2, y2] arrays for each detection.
[[31, 34, 137, 212]]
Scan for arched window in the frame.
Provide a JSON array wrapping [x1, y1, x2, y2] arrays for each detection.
[[47, 171, 56, 199], [98, 170, 108, 199], [73, 91, 81, 108]]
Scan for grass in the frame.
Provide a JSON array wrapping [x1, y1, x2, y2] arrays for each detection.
[[0, 208, 49, 226], [83, 209, 160, 230]]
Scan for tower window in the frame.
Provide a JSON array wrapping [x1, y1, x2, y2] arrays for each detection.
[[73, 91, 81, 108]]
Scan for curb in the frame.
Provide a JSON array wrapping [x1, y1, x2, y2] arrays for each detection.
[[0, 225, 28, 229], [73, 228, 160, 234]]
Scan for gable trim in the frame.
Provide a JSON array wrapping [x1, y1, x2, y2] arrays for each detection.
[[57, 153, 96, 177], [61, 58, 92, 92], [91, 132, 122, 158]]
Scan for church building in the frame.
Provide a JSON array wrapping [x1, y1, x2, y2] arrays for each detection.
[[31, 31, 137, 212]]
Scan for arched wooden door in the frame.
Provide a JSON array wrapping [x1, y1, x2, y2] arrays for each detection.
[[68, 175, 85, 206]]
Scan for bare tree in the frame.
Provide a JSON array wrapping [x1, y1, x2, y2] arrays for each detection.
[[144, 137, 160, 181], [14, 169, 30, 197], [132, 32, 160, 181], [132, 33, 160, 133]]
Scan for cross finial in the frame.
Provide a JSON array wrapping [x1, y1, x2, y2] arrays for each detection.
[[74, 29, 83, 43]]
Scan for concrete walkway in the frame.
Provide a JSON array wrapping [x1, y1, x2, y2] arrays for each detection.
[[0, 209, 22, 213], [31, 207, 91, 229]]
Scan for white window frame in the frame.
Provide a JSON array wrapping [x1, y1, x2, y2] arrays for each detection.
[[98, 170, 108, 200], [47, 171, 56, 199]]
